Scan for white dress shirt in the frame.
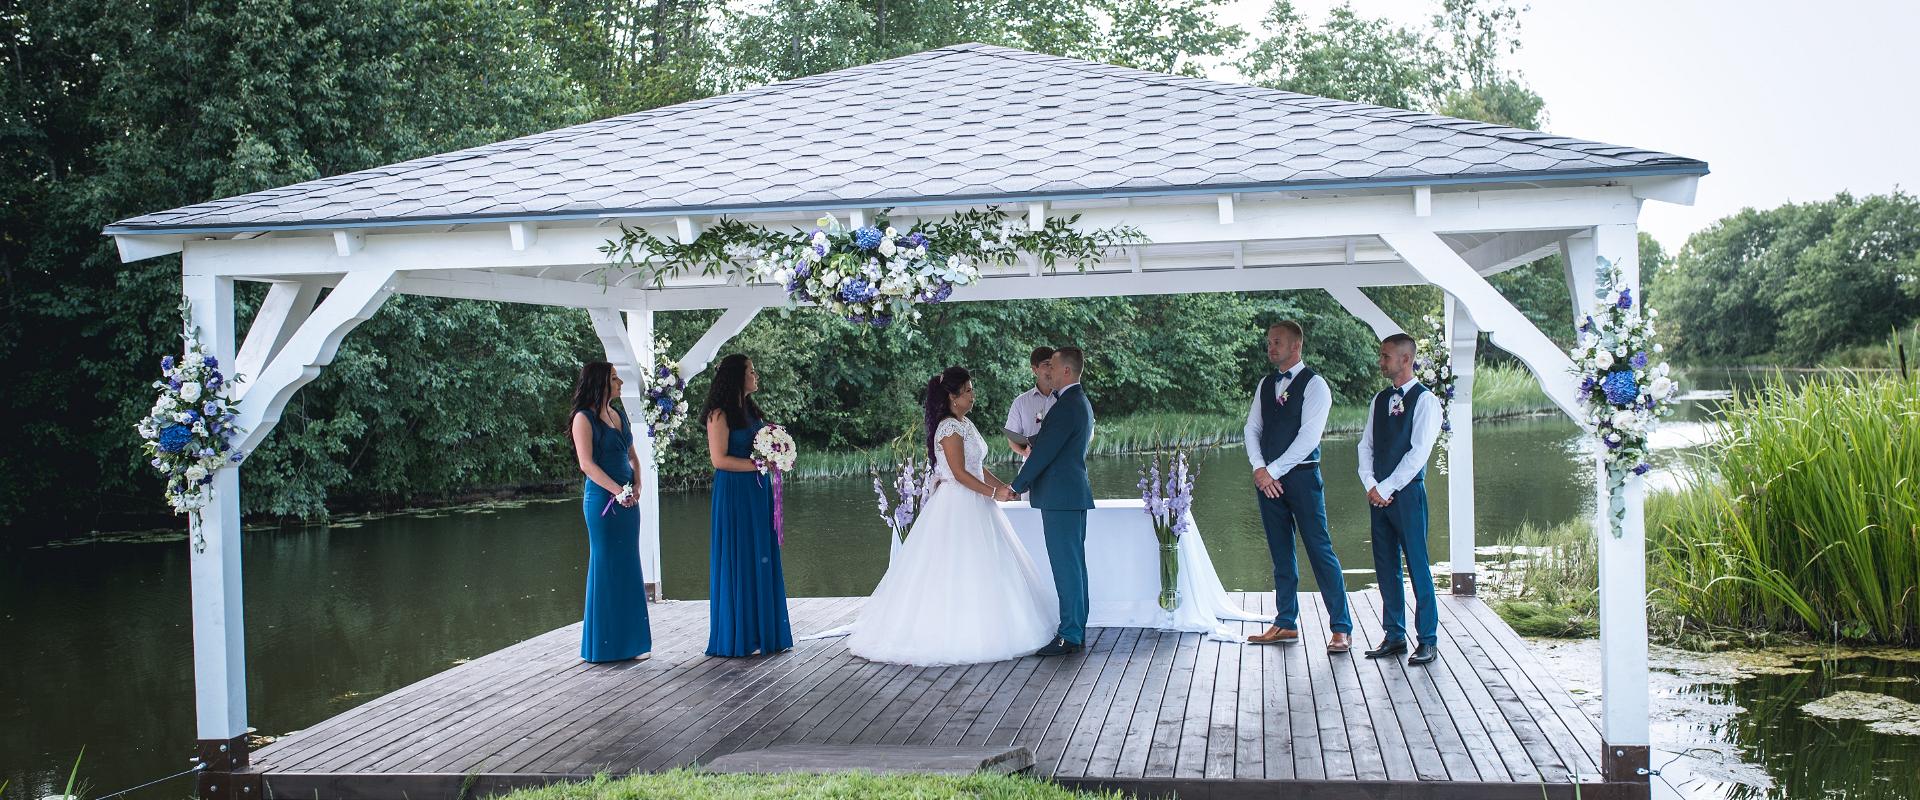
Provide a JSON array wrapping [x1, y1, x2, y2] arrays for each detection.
[[1357, 376, 1443, 502], [1243, 362, 1332, 479], [1004, 386, 1057, 441]]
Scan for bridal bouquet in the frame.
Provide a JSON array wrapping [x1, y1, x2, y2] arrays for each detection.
[[752, 424, 797, 545], [1569, 255, 1680, 538], [1413, 314, 1458, 474], [136, 300, 246, 553], [755, 217, 978, 327], [1139, 451, 1195, 612]]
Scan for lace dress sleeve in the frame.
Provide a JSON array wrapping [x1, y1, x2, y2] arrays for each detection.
[[931, 417, 968, 482]]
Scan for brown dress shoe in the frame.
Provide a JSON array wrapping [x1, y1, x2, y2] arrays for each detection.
[[1247, 625, 1301, 645], [1327, 633, 1352, 654]]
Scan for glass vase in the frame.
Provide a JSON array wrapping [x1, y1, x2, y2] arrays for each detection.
[[1158, 541, 1181, 612]]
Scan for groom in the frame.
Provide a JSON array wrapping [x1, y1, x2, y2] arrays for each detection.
[[1007, 345, 1096, 656]]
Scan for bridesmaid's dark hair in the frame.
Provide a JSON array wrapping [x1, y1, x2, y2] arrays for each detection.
[[571, 362, 618, 417], [922, 365, 971, 461], [702, 353, 764, 429]]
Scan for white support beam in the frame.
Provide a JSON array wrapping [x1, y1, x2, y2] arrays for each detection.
[[1231, 243, 1245, 270], [1216, 195, 1234, 225], [1325, 286, 1404, 339], [172, 186, 1643, 280], [116, 234, 186, 262], [395, 269, 651, 309], [181, 273, 248, 750], [1590, 221, 1650, 782], [1381, 232, 1582, 423], [1027, 201, 1047, 231], [1560, 234, 1600, 327], [1454, 229, 1576, 276], [1443, 295, 1479, 595], [678, 305, 762, 380], [1627, 175, 1698, 206], [509, 222, 538, 251], [674, 216, 699, 244], [626, 310, 663, 598], [333, 230, 363, 257], [234, 280, 322, 399], [1413, 186, 1433, 217], [231, 269, 399, 454]]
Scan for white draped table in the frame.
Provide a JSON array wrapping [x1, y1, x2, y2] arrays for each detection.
[[998, 499, 1267, 640]]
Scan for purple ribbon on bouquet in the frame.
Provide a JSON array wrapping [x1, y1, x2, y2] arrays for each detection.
[[755, 464, 787, 546], [600, 486, 633, 517]]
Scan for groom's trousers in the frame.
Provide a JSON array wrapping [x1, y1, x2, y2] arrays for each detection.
[[1256, 465, 1352, 634], [1041, 509, 1090, 645]]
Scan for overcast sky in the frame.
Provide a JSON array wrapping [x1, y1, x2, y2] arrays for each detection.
[[1208, 0, 1920, 250]]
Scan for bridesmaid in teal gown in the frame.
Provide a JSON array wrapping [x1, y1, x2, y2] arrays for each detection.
[[568, 362, 651, 663], [701, 354, 793, 657]]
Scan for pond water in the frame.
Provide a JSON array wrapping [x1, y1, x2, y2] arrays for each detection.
[[2, 369, 1909, 799]]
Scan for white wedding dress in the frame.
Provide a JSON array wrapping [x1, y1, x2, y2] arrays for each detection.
[[846, 416, 1059, 666]]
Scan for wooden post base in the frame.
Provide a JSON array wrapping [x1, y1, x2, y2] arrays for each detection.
[[1602, 742, 1650, 783], [195, 734, 256, 800], [1451, 573, 1477, 595]]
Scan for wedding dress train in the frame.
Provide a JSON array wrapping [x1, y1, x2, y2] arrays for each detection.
[[845, 416, 1059, 666]]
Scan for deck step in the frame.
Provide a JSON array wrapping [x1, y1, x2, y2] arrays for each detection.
[[703, 745, 1034, 776]]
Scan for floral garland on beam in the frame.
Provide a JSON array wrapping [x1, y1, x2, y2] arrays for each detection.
[[1569, 255, 1680, 538], [1413, 314, 1458, 474], [135, 299, 246, 553], [598, 207, 1146, 327]]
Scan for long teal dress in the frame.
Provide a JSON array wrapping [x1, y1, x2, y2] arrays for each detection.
[[578, 406, 651, 662], [707, 413, 793, 657]]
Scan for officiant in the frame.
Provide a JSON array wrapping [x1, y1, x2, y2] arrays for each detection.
[[1004, 346, 1057, 459]]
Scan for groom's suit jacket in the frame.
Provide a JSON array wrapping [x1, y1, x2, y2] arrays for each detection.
[[1010, 384, 1096, 510]]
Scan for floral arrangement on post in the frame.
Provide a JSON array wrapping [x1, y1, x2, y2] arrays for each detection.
[[1413, 313, 1458, 474], [1569, 255, 1680, 538], [598, 207, 1146, 328], [752, 424, 798, 545], [872, 456, 935, 548], [1139, 450, 1195, 612], [636, 335, 689, 460], [135, 299, 246, 553]]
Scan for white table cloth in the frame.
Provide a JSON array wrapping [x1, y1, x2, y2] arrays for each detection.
[[999, 499, 1266, 639]]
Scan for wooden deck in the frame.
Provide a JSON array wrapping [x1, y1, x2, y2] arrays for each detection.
[[232, 592, 1636, 799]]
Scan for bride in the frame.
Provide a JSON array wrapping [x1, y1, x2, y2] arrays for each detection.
[[846, 366, 1059, 666]]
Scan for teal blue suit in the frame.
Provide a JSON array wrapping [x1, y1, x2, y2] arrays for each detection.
[[1010, 383, 1096, 644]]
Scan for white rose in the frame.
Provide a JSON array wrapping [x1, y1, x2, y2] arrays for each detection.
[[1653, 343, 1664, 353], [1596, 351, 1615, 369], [884, 226, 898, 238], [1651, 376, 1672, 398], [1614, 346, 1628, 358], [180, 382, 203, 402], [879, 240, 897, 257], [186, 465, 207, 483], [772, 268, 792, 284]]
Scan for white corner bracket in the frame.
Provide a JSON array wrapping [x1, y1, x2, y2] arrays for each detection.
[[231, 269, 400, 454], [333, 230, 365, 257]]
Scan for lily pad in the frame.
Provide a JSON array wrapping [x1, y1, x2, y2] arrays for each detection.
[[1800, 691, 1920, 736]]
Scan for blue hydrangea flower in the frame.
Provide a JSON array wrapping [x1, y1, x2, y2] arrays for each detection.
[[162, 355, 175, 371], [1616, 289, 1633, 309], [838, 277, 878, 303], [158, 425, 193, 453], [852, 226, 884, 250], [1631, 351, 1649, 369], [1601, 370, 1639, 405], [655, 396, 674, 410]]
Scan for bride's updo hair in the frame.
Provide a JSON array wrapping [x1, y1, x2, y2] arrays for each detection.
[[922, 366, 971, 460]]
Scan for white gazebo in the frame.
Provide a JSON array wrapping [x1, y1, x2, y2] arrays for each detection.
[[109, 44, 1703, 793]]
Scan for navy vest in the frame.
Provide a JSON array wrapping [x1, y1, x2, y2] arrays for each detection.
[[1370, 382, 1430, 484], [1258, 367, 1321, 467]]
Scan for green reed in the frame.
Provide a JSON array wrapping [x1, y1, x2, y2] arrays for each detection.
[[1650, 366, 1920, 644]]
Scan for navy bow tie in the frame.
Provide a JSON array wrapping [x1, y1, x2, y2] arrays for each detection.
[[1391, 386, 1406, 397]]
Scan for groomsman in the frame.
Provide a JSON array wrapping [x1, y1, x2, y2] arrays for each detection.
[[1005, 346, 1057, 459], [1359, 333, 1444, 666], [1244, 321, 1353, 654]]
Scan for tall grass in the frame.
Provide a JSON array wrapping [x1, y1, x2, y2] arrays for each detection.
[[1482, 520, 1601, 638], [1650, 367, 1920, 644], [792, 364, 1558, 479]]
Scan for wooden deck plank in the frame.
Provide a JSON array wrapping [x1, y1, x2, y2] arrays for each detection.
[[246, 593, 1606, 796]]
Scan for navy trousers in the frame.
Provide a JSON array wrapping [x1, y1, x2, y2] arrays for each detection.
[[1041, 509, 1090, 644], [1256, 465, 1352, 633], [1371, 480, 1438, 646]]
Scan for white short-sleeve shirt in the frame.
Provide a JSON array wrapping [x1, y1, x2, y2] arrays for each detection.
[[1004, 387, 1057, 440]]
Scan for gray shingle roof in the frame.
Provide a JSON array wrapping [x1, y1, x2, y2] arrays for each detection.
[[108, 43, 1706, 234]]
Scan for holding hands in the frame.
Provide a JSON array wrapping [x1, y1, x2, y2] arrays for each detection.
[[1367, 486, 1391, 508], [1252, 468, 1283, 499]]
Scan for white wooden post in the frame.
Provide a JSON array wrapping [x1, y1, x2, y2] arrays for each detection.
[[1443, 295, 1478, 595], [1591, 222, 1651, 783], [181, 273, 250, 773], [627, 309, 663, 600]]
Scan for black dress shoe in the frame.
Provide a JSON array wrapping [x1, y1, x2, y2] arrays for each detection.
[[1036, 637, 1082, 657], [1363, 639, 1407, 659], [1407, 643, 1439, 665]]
